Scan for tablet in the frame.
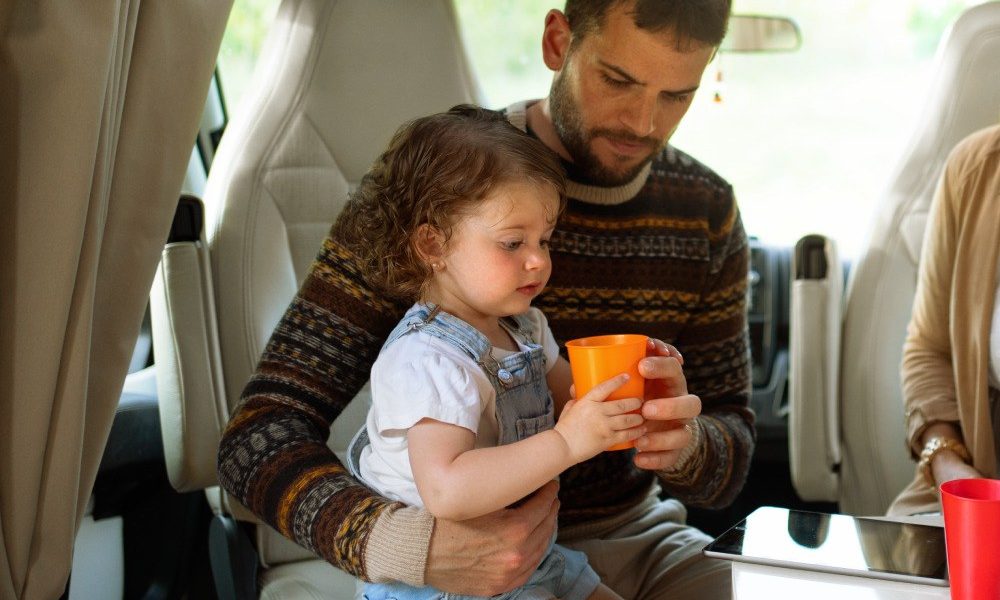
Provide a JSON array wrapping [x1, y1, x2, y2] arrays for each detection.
[[703, 506, 948, 587]]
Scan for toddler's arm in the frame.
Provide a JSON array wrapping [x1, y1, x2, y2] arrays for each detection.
[[408, 374, 644, 521]]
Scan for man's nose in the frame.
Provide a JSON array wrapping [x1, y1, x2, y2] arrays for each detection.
[[619, 93, 657, 137]]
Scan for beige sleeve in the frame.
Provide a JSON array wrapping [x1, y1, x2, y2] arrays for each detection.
[[364, 505, 435, 585], [902, 153, 962, 456]]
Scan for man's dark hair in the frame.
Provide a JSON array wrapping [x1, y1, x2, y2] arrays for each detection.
[[565, 0, 732, 49]]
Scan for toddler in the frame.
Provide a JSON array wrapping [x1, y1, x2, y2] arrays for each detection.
[[341, 105, 646, 600]]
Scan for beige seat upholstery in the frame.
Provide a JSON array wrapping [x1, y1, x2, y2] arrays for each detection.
[[150, 0, 482, 596], [788, 1, 1000, 516]]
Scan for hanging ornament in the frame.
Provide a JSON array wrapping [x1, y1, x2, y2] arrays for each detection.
[[713, 62, 725, 104]]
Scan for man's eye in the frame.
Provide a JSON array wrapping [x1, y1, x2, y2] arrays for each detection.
[[664, 93, 692, 104], [601, 73, 630, 88]]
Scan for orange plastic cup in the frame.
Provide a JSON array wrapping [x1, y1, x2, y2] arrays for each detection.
[[565, 334, 648, 451], [941, 478, 1000, 600]]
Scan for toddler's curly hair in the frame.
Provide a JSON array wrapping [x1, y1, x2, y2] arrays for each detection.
[[337, 104, 566, 301]]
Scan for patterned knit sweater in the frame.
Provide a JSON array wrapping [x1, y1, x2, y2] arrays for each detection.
[[217, 104, 755, 584]]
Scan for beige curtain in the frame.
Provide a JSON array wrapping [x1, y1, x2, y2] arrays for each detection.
[[0, 1, 232, 597]]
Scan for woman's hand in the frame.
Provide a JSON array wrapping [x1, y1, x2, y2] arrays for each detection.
[[921, 423, 981, 487], [931, 449, 983, 487]]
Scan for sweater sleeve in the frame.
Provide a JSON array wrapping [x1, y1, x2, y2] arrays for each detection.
[[216, 221, 433, 584], [656, 199, 756, 509], [901, 146, 962, 456]]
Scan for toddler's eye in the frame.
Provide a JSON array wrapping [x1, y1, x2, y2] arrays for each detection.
[[501, 240, 523, 251]]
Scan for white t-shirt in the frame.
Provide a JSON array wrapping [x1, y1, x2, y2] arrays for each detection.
[[358, 307, 560, 507]]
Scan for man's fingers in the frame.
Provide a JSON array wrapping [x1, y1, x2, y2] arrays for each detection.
[[634, 448, 684, 470], [426, 480, 560, 595], [647, 337, 684, 365], [504, 481, 559, 586], [635, 422, 693, 452], [637, 354, 683, 381], [641, 394, 701, 420]]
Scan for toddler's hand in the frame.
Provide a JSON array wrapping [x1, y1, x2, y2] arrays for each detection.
[[553, 374, 646, 463]]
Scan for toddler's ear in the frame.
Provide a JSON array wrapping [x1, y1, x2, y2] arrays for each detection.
[[413, 223, 446, 266]]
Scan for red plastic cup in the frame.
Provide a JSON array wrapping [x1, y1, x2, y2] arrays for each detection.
[[940, 478, 1000, 600], [565, 334, 647, 451]]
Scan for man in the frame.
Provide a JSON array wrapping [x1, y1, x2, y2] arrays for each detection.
[[217, 1, 753, 598]]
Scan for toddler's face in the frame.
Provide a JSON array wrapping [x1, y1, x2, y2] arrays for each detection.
[[426, 181, 560, 332]]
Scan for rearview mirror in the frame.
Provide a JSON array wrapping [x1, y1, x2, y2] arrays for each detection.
[[722, 15, 802, 52]]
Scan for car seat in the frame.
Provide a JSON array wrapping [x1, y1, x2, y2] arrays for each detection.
[[150, 0, 482, 596], [788, 1, 1000, 516]]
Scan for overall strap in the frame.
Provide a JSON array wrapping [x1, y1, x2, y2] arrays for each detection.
[[382, 303, 490, 362], [384, 304, 541, 389]]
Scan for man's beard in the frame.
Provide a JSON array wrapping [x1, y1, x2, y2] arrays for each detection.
[[549, 71, 662, 187]]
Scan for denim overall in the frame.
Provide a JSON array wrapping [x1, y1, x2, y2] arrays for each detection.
[[349, 303, 599, 600]]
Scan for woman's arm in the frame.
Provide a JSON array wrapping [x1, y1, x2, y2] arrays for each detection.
[[901, 151, 962, 456], [904, 154, 983, 483], [408, 374, 643, 521]]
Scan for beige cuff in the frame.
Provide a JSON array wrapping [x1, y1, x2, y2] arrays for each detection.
[[657, 418, 704, 478], [364, 505, 434, 586]]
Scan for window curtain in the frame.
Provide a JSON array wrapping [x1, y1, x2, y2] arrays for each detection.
[[0, 1, 232, 598]]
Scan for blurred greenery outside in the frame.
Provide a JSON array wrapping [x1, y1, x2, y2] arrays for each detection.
[[216, 0, 282, 119], [216, 0, 988, 257]]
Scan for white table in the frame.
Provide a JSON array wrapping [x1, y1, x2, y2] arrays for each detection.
[[725, 511, 949, 599], [732, 562, 950, 599]]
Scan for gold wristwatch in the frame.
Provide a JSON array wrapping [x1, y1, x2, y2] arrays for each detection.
[[918, 436, 972, 487]]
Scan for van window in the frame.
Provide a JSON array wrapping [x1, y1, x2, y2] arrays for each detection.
[[216, 0, 282, 116], [454, 0, 987, 257]]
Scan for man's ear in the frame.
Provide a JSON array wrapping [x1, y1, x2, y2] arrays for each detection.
[[413, 223, 446, 266], [541, 9, 572, 72]]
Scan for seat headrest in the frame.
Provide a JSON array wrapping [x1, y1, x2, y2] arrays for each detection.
[[203, 0, 484, 415], [886, 1, 1000, 233]]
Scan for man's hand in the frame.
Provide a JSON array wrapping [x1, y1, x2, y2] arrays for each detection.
[[424, 480, 559, 596], [633, 338, 701, 471]]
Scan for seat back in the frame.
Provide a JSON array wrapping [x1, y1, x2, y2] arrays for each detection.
[[152, 0, 482, 585], [207, 0, 482, 420], [788, 2, 1000, 515]]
